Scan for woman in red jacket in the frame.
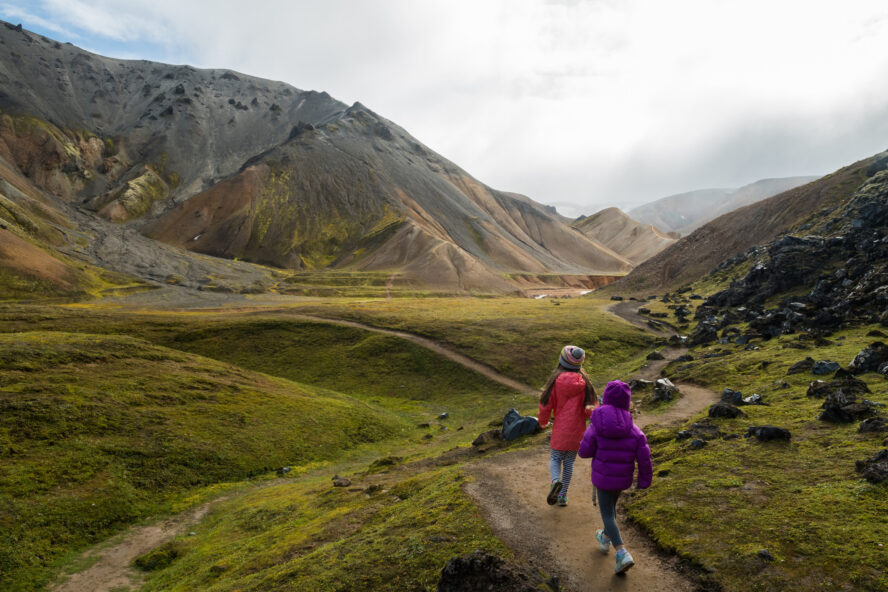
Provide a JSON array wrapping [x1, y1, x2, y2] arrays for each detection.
[[537, 345, 597, 506]]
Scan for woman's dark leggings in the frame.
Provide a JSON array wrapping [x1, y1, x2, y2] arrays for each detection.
[[597, 488, 623, 546]]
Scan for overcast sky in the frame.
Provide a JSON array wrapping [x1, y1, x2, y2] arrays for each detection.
[[5, 0, 888, 216]]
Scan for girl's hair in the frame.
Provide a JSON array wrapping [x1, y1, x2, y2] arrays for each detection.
[[539, 364, 597, 407]]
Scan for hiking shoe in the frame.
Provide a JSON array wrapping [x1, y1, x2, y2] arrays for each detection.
[[546, 480, 563, 505], [595, 529, 611, 553], [614, 549, 635, 574], [557, 494, 567, 507]]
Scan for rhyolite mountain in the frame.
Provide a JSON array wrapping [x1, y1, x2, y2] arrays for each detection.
[[610, 150, 888, 295], [0, 21, 631, 294], [572, 207, 679, 265], [630, 176, 819, 235]]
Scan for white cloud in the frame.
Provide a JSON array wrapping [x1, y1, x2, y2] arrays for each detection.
[[9, 0, 888, 213]]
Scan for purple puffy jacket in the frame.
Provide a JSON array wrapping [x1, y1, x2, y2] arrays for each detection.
[[578, 380, 653, 491]]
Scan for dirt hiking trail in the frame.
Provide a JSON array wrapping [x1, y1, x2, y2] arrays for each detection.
[[49, 498, 226, 592], [465, 302, 718, 592]]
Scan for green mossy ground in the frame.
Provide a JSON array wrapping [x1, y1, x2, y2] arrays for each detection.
[[274, 296, 656, 387], [4, 288, 885, 591], [136, 467, 507, 592], [628, 306, 888, 591], [0, 331, 408, 591]]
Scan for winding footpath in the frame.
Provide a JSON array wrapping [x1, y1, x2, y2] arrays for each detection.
[[464, 301, 718, 592], [50, 300, 714, 592]]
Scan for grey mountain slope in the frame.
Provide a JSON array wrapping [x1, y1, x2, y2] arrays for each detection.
[[0, 20, 347, 200], [0, 21, 631, 291]]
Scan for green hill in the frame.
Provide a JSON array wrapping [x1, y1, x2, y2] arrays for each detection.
[[0, 331, 407, 591]]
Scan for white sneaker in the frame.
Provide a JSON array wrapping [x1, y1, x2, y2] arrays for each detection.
[[595, 529, 611, 554]]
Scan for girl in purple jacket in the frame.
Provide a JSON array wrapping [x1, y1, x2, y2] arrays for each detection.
[[578, 380, 652, 575]]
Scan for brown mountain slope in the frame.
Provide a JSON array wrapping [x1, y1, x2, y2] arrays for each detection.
[[1, 22, 630, 293], [609, 151, 886, 295], [573, 207, 678, 265], [145, 104, 633, 289]]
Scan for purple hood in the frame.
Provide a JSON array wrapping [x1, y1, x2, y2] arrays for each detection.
[[592, 380, 633, 438]]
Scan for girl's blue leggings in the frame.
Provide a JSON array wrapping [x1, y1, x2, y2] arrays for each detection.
[[549, 449, 578, 494], [597, 488, 623, 546]]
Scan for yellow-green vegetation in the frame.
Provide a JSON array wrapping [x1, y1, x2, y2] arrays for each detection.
[[137, 467, 507, 592], [112, 168, 170, 220], [162, 318, 524, 419], [629, 324, 888, 591], [273, 296, 656, 387], [0, 331, 407, 591]]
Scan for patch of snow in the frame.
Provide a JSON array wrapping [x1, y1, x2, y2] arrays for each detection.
[[534, 294, 547, 299], [192, 234, 201, 241], [580, 290, 592, 295]]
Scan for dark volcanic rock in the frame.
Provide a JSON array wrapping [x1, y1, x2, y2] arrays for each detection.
[[819, 390, 877, 423], [859, 417, 888, 433], [689, 439, 706, 449], [855, 449, 888, 484], [709, 402, 745, 419], [653, 378, 678, 402], [472, 430, 503, 447], [849, 342, 888, 374], [646, 350, 665, 360], [787, 357, 815, 375], [806, 377, 870, 399], [677, 421, 722, 441], [721, 388, 743, 405], [437, 551, 558, 592], [746, 426, 791, 441], [628, 379, 653, 391], [811, 360, 841, 375], [688, 320, 719, 346]]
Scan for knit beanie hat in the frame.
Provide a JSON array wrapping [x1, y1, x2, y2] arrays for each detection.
[[559, 345, 585, 371]]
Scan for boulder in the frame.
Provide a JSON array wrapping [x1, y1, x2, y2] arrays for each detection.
[[646, 350, 665, 360], [689, 322, 719, 346], [811, 360, 841, 375], [745, 426, 791, 441], [849, 342, 888, 374], [721, 388, 743, 405], [332, 475, 351, 487], [709, 402, 745, 419], [855, 449, 888, 484], [472, 429, 502, 447], [787, 357, 815, 375], [653, 378, 678, 402], [806, 377, 870, 398], [859, 417, 888, 433], [680, 421, 722, 440], [628, 379, 653, 391], [689, 439, 706, 449], [437, 550, 558, 592], [819, 391, 876, 423]]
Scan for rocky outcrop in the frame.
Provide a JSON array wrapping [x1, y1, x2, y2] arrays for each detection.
[[437, 551, 558, 592], [694, 166, 888, 336]]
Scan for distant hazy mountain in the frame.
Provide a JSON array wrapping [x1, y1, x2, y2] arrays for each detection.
[[572, 208, 678, 265], [0, 21, 631, 293], [610, 152, 886, 294], [630, 176, 819, 235]]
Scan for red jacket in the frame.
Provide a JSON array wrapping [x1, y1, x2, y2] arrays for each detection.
[[538, 372, 593, 451]]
